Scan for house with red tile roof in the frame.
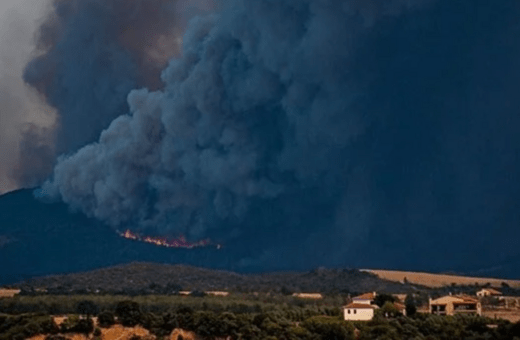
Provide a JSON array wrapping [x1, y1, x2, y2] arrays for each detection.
[[476, 288, 501, 297], [343, 302, 378, 321]]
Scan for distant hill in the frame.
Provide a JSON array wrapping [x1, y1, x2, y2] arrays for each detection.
[[16, 262, 414, 295]]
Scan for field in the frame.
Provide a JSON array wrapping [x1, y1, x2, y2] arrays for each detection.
[[28, 324, 156, 340], [0, 289, 20, 298], [482, 309, 520, 323], [362, 269, 520, 288]]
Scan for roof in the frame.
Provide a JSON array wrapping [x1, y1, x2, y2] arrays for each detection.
[[353, 292, 376, 300], [392, 294, 407, 302], [394, 302, 406, 310], [344, 303, 377, 309], [479, 288, 501, 295], [292, 293, 323, 299], [430, 295, 479, 305], [455, 295, 479, 303]]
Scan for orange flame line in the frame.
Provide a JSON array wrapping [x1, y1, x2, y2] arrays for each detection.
[[117, 229, 218, 249]]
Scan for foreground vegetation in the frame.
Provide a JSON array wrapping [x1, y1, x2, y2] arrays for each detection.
[[1, 294, 520, 340]]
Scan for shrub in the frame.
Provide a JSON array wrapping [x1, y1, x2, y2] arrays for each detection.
[[98, 310, 116, 328], [115, 300, 142, 327]]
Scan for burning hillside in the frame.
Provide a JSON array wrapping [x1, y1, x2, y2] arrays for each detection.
[[117, 229, 220, 249]]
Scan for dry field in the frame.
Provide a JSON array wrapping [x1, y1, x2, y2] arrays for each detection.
[[26, 324, 197, 340], [0, 288, 20, 298], [483, 309, 520, 323], [362, 269, 520, 288]]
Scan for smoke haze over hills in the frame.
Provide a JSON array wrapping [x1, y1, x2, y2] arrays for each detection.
[[2, 0, 520, 274]]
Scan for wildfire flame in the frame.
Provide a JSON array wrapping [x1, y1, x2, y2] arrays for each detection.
[[117, 229, 221, 249]]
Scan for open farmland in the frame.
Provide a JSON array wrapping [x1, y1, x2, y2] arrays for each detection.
[[362, 269, 520, 288], [0, 289, 20, 298]]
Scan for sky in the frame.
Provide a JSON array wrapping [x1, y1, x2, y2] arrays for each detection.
[[0, 0, 55, 193], [2, 0, 520, 273]]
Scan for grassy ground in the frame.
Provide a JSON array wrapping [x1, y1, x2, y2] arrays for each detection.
[[362, 269, 520, 288]]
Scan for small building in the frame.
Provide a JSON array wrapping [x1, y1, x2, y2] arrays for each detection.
[[430, 295, 481, 316], [206, 291, 230, 297], [394, 302, 407, 316], [498, 296, 520, 309], [352, 292, 377, 305], [476, 288, 502, 297], [392, 294, 407, 304], [343, 303, 377, 321], [292, 293, 323, 299]]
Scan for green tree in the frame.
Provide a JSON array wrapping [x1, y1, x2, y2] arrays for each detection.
[[404, 294, 417, 316], [380, 302, 400, 318], [98, 310, 116, 328], [76, 300, 99, 317], [116, 300, 142, 327], [374, 294, 397, 308]]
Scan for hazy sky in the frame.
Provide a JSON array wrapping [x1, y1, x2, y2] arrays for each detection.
[[0, 0, 54, 194]]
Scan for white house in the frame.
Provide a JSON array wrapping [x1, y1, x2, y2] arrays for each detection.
[[476, 288, 501, 298], [343, 303, 377, 321]]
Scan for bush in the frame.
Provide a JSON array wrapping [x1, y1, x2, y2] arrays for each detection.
[[302, 316, 355, 340], [76, 300, 99, 316], [116, 300, 142, 327], [98, 310, 116, 328]]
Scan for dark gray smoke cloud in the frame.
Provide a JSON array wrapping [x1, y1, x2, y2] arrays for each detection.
[[39, 0, 520, 273], [18, 0, 214, 187]]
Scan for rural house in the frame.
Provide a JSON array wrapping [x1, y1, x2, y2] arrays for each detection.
[[343, 303, 377, 321], [292, 293, 323, 299], [343, 292, 378, 321], [476, 288, 501, 297], [429, 295, 482, 316]]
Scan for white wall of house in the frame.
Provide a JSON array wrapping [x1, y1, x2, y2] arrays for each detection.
[[343, 308, 374, 321]]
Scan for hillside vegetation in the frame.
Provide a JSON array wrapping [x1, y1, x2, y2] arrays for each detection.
[[17, 262, 414, 295]]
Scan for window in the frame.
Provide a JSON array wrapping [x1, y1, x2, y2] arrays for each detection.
[[354, 309, 357, 314], [347, 309, 351, 314]]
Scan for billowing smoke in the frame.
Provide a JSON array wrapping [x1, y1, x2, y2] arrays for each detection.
[[16, 0, 215, 188], [39, 0, 520, 272]]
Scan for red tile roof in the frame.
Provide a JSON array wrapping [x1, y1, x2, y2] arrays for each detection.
[[394, 302, 406, 310], [353, 292, 376, 300]]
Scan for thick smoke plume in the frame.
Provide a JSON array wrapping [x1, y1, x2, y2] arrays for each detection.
[[17, 0, 214, 187], [40, 0, 520, 272]]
